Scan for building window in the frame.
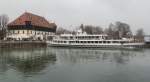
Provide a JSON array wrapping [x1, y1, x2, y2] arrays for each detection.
[[25, 21, 32, 28], [23, 30, 24, 34], [27, 30, 29, 34]]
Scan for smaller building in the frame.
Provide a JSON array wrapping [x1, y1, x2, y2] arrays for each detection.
[[144, 35, 150, 44], [6, 12, 57, 41]]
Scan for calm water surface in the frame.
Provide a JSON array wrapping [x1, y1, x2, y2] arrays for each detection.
[[0, 48, 150, 82]]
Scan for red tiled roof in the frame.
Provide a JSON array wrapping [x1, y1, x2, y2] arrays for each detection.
[[8, 12, 56, 28]]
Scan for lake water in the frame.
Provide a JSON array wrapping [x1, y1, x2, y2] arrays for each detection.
[[0, 48, 150, 82]]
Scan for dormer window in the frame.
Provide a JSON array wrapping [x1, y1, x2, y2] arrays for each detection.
[[25, 21, 32, 28]]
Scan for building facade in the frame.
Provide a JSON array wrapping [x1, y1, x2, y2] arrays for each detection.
[[6, 12, 57, 41]]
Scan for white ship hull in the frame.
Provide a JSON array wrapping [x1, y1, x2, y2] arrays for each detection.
[[47, 41, 145, 48]]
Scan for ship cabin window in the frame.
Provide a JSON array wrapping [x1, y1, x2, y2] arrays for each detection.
[[84, 36, 87, 39], [96, 36, 99, 39], [95, 41, 98, 43], [70, 36, 73, 39], [75, 37, 78, 39], [92, 36, 94, 39], [63, 37, 68, 39], [103, 41, 106, 43], [84, 41, 87, 43], [105, 37, 109, 40], [121, 41, 127, 43], [107, 41, 111, 43], [69, 41, 73, 43], [79, 37, 81, 39], [99, 41, 102, 43], [90, 36, 93, 39], [102, 36, 104, 39], [113, 41, 119, 43], [82, 36, 85, 39]]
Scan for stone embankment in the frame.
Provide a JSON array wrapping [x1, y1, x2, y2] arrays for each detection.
[[0, 41, 47, 48]]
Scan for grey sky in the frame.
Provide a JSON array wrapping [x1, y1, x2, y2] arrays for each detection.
[[0, 0, 150, 34]]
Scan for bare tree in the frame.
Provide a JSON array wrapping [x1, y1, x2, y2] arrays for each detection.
[[79, 24, 84, 33], [0, 14, 9, 29], [135, 28, 145, 41], [81, 25, 104, 34], [0, 14, 9, 40], [115, 21, 132, 38], [84, 25, 93, 34], [56, 27, 71, 35]]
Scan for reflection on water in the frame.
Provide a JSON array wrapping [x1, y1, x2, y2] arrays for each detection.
[[0, 48, 149, 82], [53, 48, 144, 64], [0, 48, 56, 76]]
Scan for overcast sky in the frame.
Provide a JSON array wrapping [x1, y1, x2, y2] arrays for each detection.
[[0, 0, 150, 34]]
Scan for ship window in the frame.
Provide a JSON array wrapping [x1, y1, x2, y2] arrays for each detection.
[[70, 37, 73, 39], [99, 41, 102, 43], [113, 41, 118, 43], [103, 41, 106, 43], [107, 41, 110, 43], [102, 36, 104, 39], [81, 41, 83, 43], [95, 41, 98, 43]]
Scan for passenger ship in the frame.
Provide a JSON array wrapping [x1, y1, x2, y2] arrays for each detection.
[[47, 29, 145, 48]]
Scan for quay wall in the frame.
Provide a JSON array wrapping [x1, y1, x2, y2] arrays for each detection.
[[0, 41, 47, 48], [144, 42, 150, 48]]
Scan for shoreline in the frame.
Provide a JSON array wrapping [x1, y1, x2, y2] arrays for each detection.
[[0, 41, 47, 48]]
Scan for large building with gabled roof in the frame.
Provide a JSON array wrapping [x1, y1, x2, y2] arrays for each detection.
[[6, 12, 57, 41]]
